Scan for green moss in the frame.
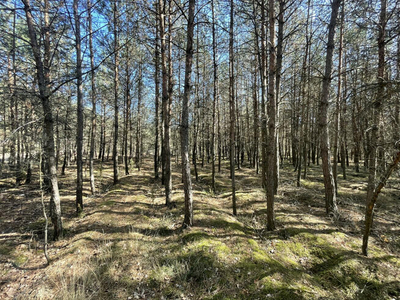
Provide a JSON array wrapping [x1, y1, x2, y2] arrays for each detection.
[[332, 231, 347, 239], [206, 218, 251, 234], [248, 239, 259, 249], [214, 243, 231, 255], [182, 231, 210, 244], [190, 238, 231, 260], [298, 232, 328, 245], [13, 254, 28, 267], [275, 240, 309, 258], [310, 245, 338, 262]]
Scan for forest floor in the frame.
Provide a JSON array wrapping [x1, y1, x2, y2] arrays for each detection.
[[0, 158, 399, 299]]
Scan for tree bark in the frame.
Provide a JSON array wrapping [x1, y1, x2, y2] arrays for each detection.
[[362, 0, 387, 256], [229, 0, 236, 216], [74, 0, 84, 213], [136, 61, 142, 171], [113, 0, 120, 185], [318, 0, 340, 215], [154, 1, 160, 179], [23, 0, 63, 240], [211, 0, 218, 193], [88, 0, 96, 194], [124, 49, 131, 175], [260, 0, 268, 190], [181, 0, 195, 227], [252, 56, 259, 173], [333, 0, 344, 194], [160, 0, 172, 206], [266, 0, 277, 231]]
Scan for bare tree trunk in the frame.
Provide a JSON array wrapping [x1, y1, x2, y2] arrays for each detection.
[[55, 111, 60, 171], [160, 0, 172, 206], [182, 0, 195, 227], [113, 0, 119, 185], [252, 56, 259, 172], [23, 0, 63, 240], [394, 36, 400, 145], [124, 50, 131, 175], [229, 0, 236, 216], [154, 2, 160, 179], [274, 0, 285, 195], [339, 4, 347, 180], [62, 95, 71, 176], [217, 86, 221, 173], [2, 80, 6, 164], [362, 0, 387, 256], [332, 0, 344, 194], [260, 0, 267, 189], [363, 150, 400, 255], [74, 0, 84, 213], [102, 102, 106, 162], [352, 88, 360, 173], [136, 60, 142, 171], [211, 0, 218, 193], [318, 0, 340, 215], [88, 0, 96, 194], [297, 0, 311, 187], [266, 0, 277, 231], [303, 0, 313, 180], [8, 9, 16, 167]]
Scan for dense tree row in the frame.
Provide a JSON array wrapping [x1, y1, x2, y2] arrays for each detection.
[[0, 0, 399, 255]]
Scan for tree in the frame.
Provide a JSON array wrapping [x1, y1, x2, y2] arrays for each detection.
[[113, 0, 120, 185], [229, 0, 237, 216], [211, 0, 218, 193], [136, 59, 143, 171], [362, 0, 387, 256], [181, 0, 195, 227], [22, 0, 63, 240], [88, 0, 96, 194], [266, 0, 276, 231], [159, 0, 172, 206], [154, 0, 160, 179], [74, 0, 84, 213], [318, 0, 340, 215]]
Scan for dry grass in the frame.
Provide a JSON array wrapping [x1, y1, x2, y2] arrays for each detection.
[[0, 159, 399, 299]]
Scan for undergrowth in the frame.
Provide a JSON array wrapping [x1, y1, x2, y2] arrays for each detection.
[[1, 160, 399, 299]]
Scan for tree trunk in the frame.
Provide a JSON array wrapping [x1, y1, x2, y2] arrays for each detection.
[[160, 0, 172, 206], [136, 60, 142, 171], [229, 0, 236, 216], [260, 0, 268, 189], [88, 0, 96, 194], [211, 0, 218, 193], [113, 0, 120, 185], [332, 0, 344, 194], [74, 0, 84, 213], [394, 36, 400, 146], [154, 2, 160, 179], [318, 0, 340, 215], [23, 0, 63, 240], [181, 0, 195, 227], [124, 50, 131, 175], [274, 0, 285, 195], [362, 0, 387, 256], [252, 56, 259, 172], [363, 151, 400, 256], [266, 0, 276, 231]]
